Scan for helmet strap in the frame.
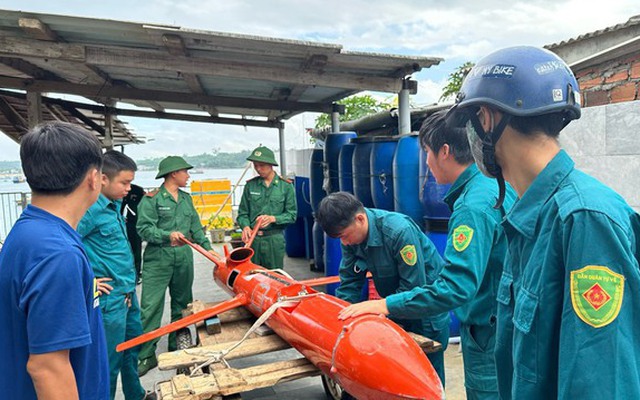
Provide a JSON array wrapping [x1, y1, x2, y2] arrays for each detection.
[[470, 111, 511, 209]]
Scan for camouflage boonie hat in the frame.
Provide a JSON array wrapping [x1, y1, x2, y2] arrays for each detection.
[[155, 156, 193, 179], [246, 146, 278, 166]]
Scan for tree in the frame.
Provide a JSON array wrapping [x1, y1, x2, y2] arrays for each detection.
[[315, 94, 391, 129], [440, 61, 475, 103]]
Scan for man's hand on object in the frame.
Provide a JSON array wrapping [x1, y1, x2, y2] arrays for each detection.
[[241, 226, 252, 243], [169, 231, 186, 246], [96, 277, 113, 296], [257, 215, 276, 228], [338, 299, 389, 320]]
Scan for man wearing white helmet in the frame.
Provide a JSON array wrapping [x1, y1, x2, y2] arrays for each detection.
[[448, 46, 640, 399]]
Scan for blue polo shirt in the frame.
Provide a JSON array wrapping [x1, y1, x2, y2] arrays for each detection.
[[0, 205, 109, 399], [495, 150, 640, 399], [78, 194, 135, 295]]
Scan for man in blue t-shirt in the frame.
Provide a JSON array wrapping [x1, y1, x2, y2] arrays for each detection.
[[0, 122, 110, 399]]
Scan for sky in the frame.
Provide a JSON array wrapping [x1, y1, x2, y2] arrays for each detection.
[[1, 0, 639, 161]]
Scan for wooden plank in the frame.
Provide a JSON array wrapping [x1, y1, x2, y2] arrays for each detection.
[[407, 331, 442, 354], [159, 375, 221, 400], [171, 374, 195, 396], [216, 358, 319, 396], [158, 335, 291, 370]]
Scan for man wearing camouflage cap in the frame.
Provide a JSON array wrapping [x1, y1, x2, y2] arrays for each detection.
[[136, 156, 216, 376], [237, 146, 296, 269]]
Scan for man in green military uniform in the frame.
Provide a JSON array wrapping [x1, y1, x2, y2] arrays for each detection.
[[338, 110, 515, 399], [316, 192, 450, 386], [448, 46, 640, 399], [136, 156, 216, 376], [237, 146, 296, 269]]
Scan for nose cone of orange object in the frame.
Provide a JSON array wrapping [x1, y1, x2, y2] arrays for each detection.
[[331, 314, 443, 400]]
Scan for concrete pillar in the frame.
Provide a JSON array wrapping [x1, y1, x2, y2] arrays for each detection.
[[26, 91, 42, 129], [278, 122, 286, 175]]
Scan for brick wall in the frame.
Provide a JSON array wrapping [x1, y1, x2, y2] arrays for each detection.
[[577, 53, 640, 106]]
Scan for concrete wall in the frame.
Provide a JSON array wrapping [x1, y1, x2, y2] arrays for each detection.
[[560, 99, 640, 211]]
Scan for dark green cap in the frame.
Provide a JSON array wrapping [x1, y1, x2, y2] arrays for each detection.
[[246, 146, 278, 166], [155, 156, 193, 179]]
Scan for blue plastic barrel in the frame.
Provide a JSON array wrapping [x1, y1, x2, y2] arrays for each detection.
[[338, 142, 356, 193], [309, 148, 325, 212], [294, 176, 312, 218], [312, 219, 325, 272], [426, 230, 448, 258], [393, 134, 423, 224], [449, 312, 461, 338], [370, 137, 398, 211], [351, 137, 375, 207], [419, 147, 451, 220], [324, 233, 343, 296], [324, 132, 357, 194], [285, 217, 306, 258]]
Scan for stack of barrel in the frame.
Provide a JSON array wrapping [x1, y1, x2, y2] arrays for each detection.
[[303, 132, 453, 294]]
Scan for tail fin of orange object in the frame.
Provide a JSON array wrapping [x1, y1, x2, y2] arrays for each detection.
[[116, 294, 247, 352]]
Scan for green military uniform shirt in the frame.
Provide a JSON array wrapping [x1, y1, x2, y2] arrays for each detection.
[[237, 174, 296, 269], [337, 208, 450, 384], [495, 150, 640, 399], [385, 163, 515, 326], [136, 185, 211, 250]]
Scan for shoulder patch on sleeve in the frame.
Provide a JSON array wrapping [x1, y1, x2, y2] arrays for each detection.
[[570, 265, 624, 328], [452, 225, 474, 252], [145, 189, 159, 197], [400, 244, 417, 266]]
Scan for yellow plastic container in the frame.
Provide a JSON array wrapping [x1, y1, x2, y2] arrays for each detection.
[[190, 179, 233, 227]]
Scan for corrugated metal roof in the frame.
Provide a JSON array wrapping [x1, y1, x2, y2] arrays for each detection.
[[0, 9, 443, 128], [546, 15, 640, 49], [0, 89, 141, 146]]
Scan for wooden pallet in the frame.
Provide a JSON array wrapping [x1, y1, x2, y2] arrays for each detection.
[[156, 299, 441, 399]]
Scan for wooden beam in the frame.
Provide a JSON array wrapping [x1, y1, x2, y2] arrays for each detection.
[[0, 36, 404, 92], [0, 57, 61, 80], [19, 18, 58, 41], [0, 97, 28, 133], [0, 76, 336, 114], [23, 94, 278, 129]]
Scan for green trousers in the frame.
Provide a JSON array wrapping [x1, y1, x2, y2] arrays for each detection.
[[139, 245, 194, 361], [250, 233, 285, 270], [460, 323, 499, 399], [100, 291, 145, 400]]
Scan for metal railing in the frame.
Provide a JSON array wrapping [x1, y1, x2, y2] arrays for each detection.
[[0, 186, 246, 242], [0, 191, 29, 242]]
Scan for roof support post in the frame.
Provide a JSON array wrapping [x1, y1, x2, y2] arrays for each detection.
[[278, 122, 287, 176], [331, 103, 341, 133], [26, 91, 42, 129], [398, 79, 412, 135], [103, 99, 115, 150]]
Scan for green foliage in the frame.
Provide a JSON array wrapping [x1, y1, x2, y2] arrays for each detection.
[[440, 62, 475, 103], [135, 150, 251, 170], [314, 94, 391, 129]]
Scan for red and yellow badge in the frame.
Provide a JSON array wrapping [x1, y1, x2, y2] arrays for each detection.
[[452, 225, 474, 252], [570, 265, 624, 328], [400, 244, 417, 266]]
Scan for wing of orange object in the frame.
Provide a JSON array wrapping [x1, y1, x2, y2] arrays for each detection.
[[299, 272, 373, 288], [116, 294, 247, 352]]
